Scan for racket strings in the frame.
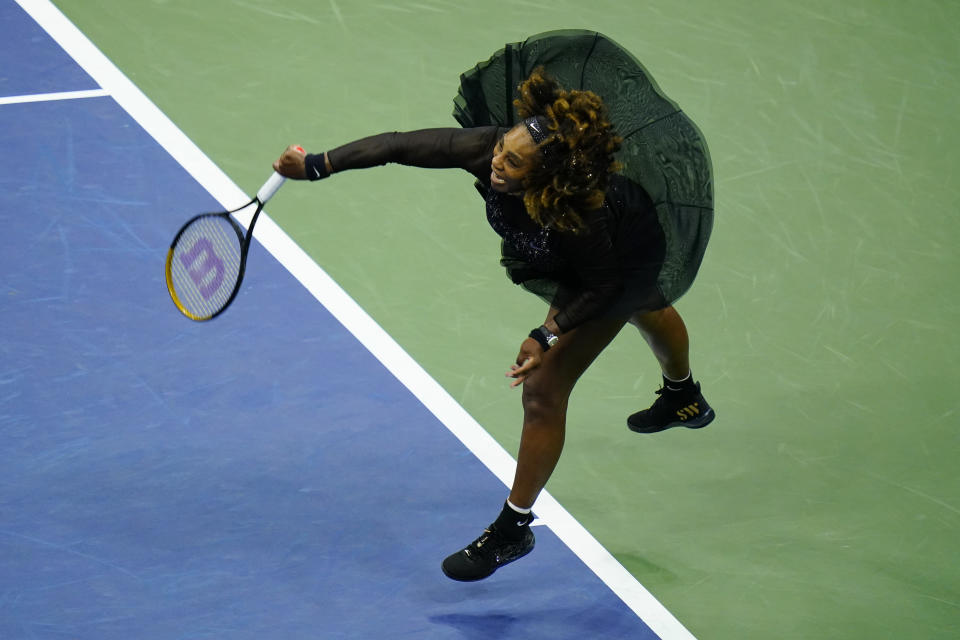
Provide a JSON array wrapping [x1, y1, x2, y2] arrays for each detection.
[[167, 215, 243, 320]]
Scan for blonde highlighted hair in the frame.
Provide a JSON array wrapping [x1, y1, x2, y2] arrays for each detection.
[[515, 67, 622, 233]]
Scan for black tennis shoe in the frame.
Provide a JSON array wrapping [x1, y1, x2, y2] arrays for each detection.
[[627, 382, 715, 434], [441, 523, 535, 582]]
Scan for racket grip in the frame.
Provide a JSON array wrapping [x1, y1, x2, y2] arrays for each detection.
[[257, 171, 287, 204]]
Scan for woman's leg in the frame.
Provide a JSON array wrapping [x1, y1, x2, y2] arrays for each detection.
[[628, 305, 690, 380], [509, 309, 628, 508], [627, 305, 715, 433], [443, 310, 630, 581]]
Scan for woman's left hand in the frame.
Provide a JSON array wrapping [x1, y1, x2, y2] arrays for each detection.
[[506, 337, 544, 388]]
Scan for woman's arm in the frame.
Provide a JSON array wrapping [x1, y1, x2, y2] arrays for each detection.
[[550, 215, 625, 334], [552, 265, 625, 334], [275, 126, 503, 183], [551, 177, 663, 333]]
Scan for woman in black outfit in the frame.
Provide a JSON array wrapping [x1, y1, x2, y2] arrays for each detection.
[[273, 30, 715, 582]]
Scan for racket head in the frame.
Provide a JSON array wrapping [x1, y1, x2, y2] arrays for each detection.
[[165, 212, 247, 321]]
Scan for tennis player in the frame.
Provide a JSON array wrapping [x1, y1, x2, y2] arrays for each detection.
[[274, 31, 715, 582]]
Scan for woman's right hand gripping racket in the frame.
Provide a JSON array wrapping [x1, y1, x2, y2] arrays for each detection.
[[165, 156, 299, 321]]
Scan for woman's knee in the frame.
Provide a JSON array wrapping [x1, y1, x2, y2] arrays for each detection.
[[520, 377, 568, 420], [629, 306, 671, 331]]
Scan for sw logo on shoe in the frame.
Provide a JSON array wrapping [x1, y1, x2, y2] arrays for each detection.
[[627, 384, 715, 434], [676, 403, 701, 421]]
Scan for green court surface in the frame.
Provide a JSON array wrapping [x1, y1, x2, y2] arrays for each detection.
[[50, 1, 958, 637]]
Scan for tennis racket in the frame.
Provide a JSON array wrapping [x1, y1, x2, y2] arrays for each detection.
[[165, 165, 294, 321]]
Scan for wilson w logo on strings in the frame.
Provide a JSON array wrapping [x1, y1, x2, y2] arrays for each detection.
[[179, 237, 225, 299]]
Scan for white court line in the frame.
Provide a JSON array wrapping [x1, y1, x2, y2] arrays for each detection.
[[15, 2, 696, 638], [0, 88, 109, 105]]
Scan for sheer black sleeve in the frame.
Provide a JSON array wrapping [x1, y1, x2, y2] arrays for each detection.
[[325, 127, 503, 182], [551, 215, 624, 333], [551, 177, 663, 333]]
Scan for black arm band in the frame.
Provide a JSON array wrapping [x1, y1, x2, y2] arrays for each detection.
[[304, 152, 330, 181], [529, 327, 552, 351]]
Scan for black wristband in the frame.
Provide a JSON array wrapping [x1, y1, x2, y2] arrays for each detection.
[[529, 327, 552, 351], [304, 152, 330, 181]]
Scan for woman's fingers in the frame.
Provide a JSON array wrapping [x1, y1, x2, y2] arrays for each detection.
[[506, 356, 538, 387], [505, 357, 532, 375], [505, 336, 545, 387], [275, 144, 307, 179]]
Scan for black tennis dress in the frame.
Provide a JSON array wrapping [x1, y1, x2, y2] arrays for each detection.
[[321, 30, 713, 334]]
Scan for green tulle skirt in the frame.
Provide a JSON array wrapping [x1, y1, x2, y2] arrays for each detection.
[[453, 29, 714, 309]]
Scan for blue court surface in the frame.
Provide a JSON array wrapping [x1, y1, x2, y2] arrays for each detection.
[[1, 2, 680, 638]]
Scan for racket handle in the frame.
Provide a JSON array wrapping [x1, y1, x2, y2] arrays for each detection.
[[257, 171, 287, 204], [257, 147, 303, 203]]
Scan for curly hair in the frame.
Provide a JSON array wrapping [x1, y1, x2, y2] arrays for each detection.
[[514, 67, 622, 233]]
